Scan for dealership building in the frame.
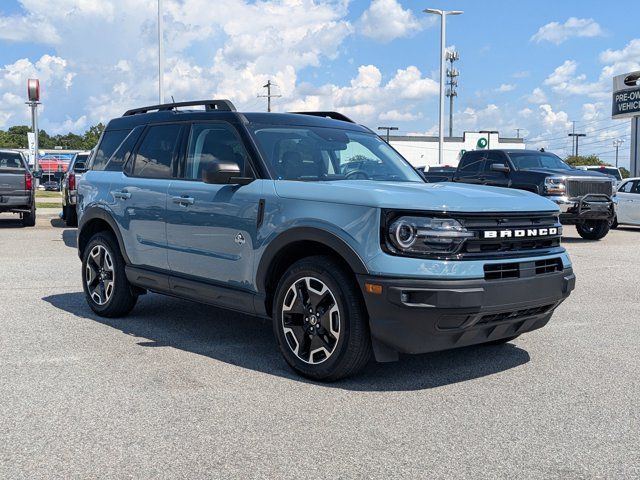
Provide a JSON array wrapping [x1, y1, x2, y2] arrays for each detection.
[[388, 131, 525, 169]]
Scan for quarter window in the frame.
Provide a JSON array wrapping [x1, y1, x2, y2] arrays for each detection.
[[131, 124, 182, 179], [184, 123, 248, 181], [91, 130, 129, 171]]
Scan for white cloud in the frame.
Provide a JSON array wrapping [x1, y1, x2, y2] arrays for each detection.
[[358, 0, 427, 43], [527, 88, 548, 104], [495, 83, 516, 93], [0, 14, 60, 44], [544, 60, 604, 98], [512, 71, 530, 79], [531, 17, 604, 45], [544, 60, 578, 86], [379, 110, 422, 122]]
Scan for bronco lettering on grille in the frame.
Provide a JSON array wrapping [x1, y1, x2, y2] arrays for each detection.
[[482, 227, 558, 239]]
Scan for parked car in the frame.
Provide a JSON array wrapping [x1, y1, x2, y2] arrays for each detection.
[[419, 165, 457, 182], [575, 165, 623, 186], [61, 151, 90, 226], [612, 177, 640, 227], [43, 180, 60, 192], [0, 149, 36, 226], [423, 149, 616, 240], [77, 100, 575, 380]]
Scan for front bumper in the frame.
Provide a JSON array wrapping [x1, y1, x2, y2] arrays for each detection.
[[548, 194, 615, 224], [358, 267, 575, 358]]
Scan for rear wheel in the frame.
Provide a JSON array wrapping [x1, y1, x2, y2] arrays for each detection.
[[273, 256, 371, 381], [82, 232, 137, 317], [22, 205, 36, 227], [576, 220, 610, 240], [64, 204, 78, 227]]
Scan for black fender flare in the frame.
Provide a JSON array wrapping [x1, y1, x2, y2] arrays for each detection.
[[255, 226, 369, 295], [77, 205, 131, 264]]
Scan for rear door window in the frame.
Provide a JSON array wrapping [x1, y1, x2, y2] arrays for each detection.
[[130, 124, 183, 179], [458, 152, 484, 173]]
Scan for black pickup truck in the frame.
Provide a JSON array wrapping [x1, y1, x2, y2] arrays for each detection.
[[0, 149, 36, 226], [422, 149, 616, 240]]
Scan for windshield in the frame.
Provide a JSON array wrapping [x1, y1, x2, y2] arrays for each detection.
[[249, 125, 423, 182], [586, 166, 621, 180], [510, 152, 573, 171]]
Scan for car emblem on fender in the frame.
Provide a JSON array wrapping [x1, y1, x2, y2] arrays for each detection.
[[234, 233, 246, 245]]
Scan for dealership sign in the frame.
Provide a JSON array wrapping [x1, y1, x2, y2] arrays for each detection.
[[612, 71, 640, 119]]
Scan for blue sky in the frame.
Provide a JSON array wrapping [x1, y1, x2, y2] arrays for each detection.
[[0, 0, 639, 166]]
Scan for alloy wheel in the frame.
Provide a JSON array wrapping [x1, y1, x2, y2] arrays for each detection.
[[281, 276, 341, 365], [85, 245, 115, 306]]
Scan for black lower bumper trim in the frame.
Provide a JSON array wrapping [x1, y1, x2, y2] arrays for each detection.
[[358, 268, 575, 357]]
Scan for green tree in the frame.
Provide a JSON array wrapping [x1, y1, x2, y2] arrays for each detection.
[[565, 155, 604, 167], [620, 167, 631, 179]]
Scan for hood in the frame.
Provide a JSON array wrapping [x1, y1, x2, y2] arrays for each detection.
[[274, 180, 560, 213], [522, 168, 610, 178]]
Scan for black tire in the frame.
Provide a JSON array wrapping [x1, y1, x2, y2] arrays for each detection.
[[64, 204, 78, 227], [81, 231, 137, 317], [576, 220, 610, 240], [485, 335, 520, 346], [611, 216, 619, 229], [22, 204, 36, 227], [273, 255, 372, 381]]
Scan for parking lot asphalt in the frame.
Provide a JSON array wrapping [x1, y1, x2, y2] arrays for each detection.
[[0, 213, 638, 479]]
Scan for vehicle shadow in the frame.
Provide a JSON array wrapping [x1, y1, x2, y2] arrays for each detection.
[[42, 291, 531, 392], [49, 218, 77, 248], [0, 219, 24, 228]]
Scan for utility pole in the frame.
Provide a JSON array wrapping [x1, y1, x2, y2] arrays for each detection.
[[445, 50, 459, 138], [158, 0, 165, 104], [613, 138, 625, 167], [378, 126, 398, 143], [568, 131, 586, 156], [258, 80, 281, 112], [425, 8, 463, 164]]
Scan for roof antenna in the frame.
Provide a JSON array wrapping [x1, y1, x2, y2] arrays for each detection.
[[171, 95, 175, 103]]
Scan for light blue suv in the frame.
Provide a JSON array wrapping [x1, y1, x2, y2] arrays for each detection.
[[77, 100, 575, 380]]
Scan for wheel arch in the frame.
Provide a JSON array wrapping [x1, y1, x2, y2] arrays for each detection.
[[78, 207, 130, 264], [256, 227, 369, 317]]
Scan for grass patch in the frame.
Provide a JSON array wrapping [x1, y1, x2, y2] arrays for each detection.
[[36, 191, 62, 198], [36, 202, 62, 209]]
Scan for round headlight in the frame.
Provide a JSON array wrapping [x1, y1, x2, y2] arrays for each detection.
[[391, 220, 417, 249]]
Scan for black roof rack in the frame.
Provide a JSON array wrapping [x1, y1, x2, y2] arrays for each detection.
[[123, 99, 236, 117], [290, 111, 355, 124]]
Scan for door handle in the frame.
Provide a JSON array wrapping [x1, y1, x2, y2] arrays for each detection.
[[172, 196, 195, 206], [112, 190, 131, 200]]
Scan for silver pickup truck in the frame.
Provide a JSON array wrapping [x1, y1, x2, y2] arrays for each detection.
[[0, 149, 36, 226]]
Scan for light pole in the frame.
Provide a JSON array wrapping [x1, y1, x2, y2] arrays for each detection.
[[378, 126, 398, 143], [158, 0, 165, 104], [613, 138, 625, 167], [425, 8, 463, 164]]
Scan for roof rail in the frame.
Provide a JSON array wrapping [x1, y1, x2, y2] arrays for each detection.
[[290, 111, 355, 124], [123, 99, 236, 116]]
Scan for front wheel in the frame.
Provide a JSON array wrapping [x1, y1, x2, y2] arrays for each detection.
[[273, 256, 372, 381], [82, 232, 138, 317], [610, 216, 619, 229], [576, 220, 610, 240]]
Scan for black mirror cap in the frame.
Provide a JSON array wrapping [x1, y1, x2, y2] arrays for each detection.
[[202, 162, 254, 186], [490, 163, 510, 173]]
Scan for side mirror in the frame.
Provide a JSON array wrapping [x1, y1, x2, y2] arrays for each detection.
[[203, 162, 254, 186], [32, 170, 42, 178], [490, 163, 510, 173]]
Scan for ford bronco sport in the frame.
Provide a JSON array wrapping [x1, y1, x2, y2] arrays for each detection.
[[77, 100, 575, 380]]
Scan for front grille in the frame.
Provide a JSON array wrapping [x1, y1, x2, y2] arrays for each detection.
[[477, 304, 554, 325], [565, 179, 612, 197], [456, 213, 562, 259]]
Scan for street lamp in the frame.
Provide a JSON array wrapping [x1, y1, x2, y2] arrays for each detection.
[[425, 8, 463, 164], [378, 126, 399, 143], [158, 0, 165, 104], [613, 138, 625, 168]]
